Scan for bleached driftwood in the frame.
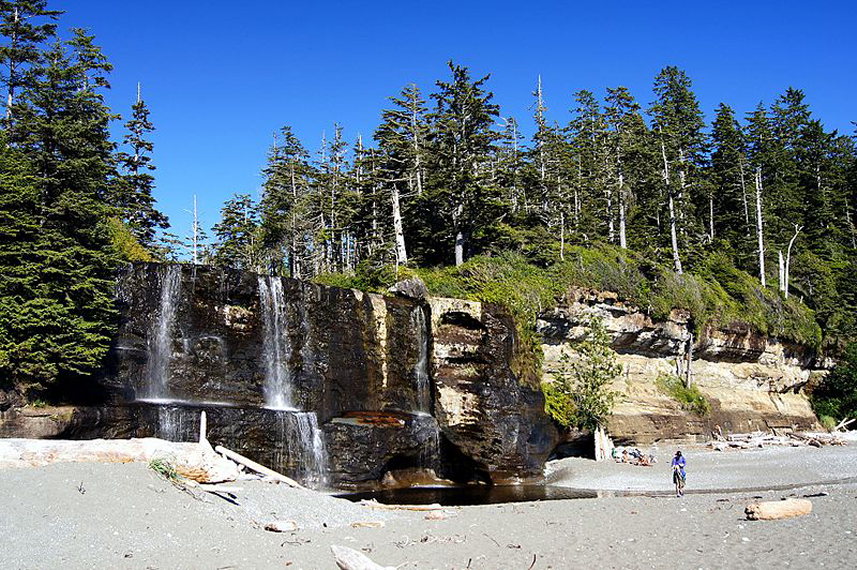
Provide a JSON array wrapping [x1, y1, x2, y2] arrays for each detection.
[[745, 498, 813, 520], [359, 500, 445, 511], [214, 445, 304, 489], [264, 520, 298, 533], [331, 545, 396, 570], [712, 430, 847, 450], [197, 484, 243, 494]]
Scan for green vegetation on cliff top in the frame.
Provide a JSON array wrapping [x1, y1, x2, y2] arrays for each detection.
[[315, 245, 822, 350]]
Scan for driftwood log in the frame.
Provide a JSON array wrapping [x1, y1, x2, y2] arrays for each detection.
[[214, 445, 304, 489], [359, 500, 445, 511], [745, 498, 813, 520], [331, 545, 396, 570]]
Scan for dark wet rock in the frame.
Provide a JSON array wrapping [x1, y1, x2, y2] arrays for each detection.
[[72, 263, 558, 488], [325, 412, 441, 487], [427, 297, 558, 482]]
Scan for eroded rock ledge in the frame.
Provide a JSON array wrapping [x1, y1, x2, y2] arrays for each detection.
[[538, 288, 823, 443]]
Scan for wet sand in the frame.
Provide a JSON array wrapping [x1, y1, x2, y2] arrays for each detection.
[[1, 440, 856, 569]]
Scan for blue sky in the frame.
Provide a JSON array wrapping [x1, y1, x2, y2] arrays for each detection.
[[55, 1, 855, 245]]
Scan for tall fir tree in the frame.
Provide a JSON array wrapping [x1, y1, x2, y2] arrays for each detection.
[[0, 0, 60, 121], [649, 66, 707, 273], [0, 28, 119, 395], [426, 61, 501, 265], [710, 103, 752, 263], [114, 85, 168, 247], [211, 193, 260, 270]]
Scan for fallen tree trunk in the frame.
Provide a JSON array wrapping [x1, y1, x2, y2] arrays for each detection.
[[359, 500, 445, 511], [214, 445, 303, 489], [745, 498, 813, 520]]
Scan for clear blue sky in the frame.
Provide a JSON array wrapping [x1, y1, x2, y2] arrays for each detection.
[[55, 0, 855, 245]]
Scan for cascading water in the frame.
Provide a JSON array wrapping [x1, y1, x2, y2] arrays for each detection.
[[259, 276, 328, 487], [157, 406, 186, 441], [258, 276, 295, 410], [290, 412, 328, 487], [143, 265, 182, 400], [411, 304, 440, 470], [411, 305, 431, 414]]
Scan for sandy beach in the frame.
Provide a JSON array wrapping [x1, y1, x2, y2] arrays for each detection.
[[1, 440, 856, 570]]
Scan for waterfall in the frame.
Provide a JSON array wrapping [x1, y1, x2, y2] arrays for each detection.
[[277, 411, 327, 488], [143, 265, 182, 399], [411, 305, 431, 413], [259, 276, 295, 410], [157, 406, 186, 441], [260, 277, 328, 487], [418, 415, 442, 471]]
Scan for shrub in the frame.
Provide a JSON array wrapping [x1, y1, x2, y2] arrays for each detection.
[[148, 457, 179, 481], [810, 343, 857, 424], [542, 317, 621, 431], [819, 415, 838, 431], [656, 373, 711, 416]]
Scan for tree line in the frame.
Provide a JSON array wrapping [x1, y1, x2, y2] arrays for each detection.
[[210, 62, 856, 345]]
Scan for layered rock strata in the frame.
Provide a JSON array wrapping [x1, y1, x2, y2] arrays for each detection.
[[538, 289, 822, 443]]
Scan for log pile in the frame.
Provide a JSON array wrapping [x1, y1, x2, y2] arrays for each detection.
[[708, 430, 847, 451]]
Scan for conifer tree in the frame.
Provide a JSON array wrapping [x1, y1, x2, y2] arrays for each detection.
[[649, 66, 707, 273], [604, 86, 649, 249], [427, 61, 501, 265], [0, 29, 119, 394], [259, 126, 314, 276], [115, 85, 168, 247], [0, 0, 60, 121], [710, 103, 751, 261], [211, 193, 260, 270]]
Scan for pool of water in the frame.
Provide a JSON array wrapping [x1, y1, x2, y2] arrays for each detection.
[[337, 485, 598, 506]]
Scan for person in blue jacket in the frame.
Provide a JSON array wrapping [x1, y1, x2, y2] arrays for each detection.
[[671, 451, 687, 497]]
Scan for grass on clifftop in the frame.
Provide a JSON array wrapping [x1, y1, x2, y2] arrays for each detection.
[[315, 245, 822, 351]]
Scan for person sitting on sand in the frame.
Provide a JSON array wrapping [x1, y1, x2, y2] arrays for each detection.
[[671, 451, 687, 497]]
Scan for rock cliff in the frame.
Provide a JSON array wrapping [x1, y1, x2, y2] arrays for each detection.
[[538, 289, 823, 443], [1, 266, 825, 486], [11, 263, 555, 488]]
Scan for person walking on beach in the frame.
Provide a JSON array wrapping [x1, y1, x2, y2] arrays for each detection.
[[671, 451, 686, 497]]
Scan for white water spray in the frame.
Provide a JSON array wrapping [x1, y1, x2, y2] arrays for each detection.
[[143, 265, 182, 399], [259, 276, 295, 410]]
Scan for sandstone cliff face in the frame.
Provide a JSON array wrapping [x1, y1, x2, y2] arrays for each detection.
[[538, 289, 822, 443], [427, 297, 557, 481]]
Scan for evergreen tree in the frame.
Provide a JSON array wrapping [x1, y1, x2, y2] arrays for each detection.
[[0, 29, 119, 395], [426, 61, 501, 265], [211, 193, 260, 270], [259, 125, 314, 276], [710, 103, 752, 263], [115, 85, 168, 247], [604, 86, 650, 250], [568, 89, 609, 243], [649, 66, 707, 273], [373, 84, 431, 266], [0, 0, 60, 120]]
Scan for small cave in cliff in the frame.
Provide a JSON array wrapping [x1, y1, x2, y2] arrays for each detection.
[[435, 437, 493, 485], [549, 431, 596, 460], [440, 311, 486, 331]]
